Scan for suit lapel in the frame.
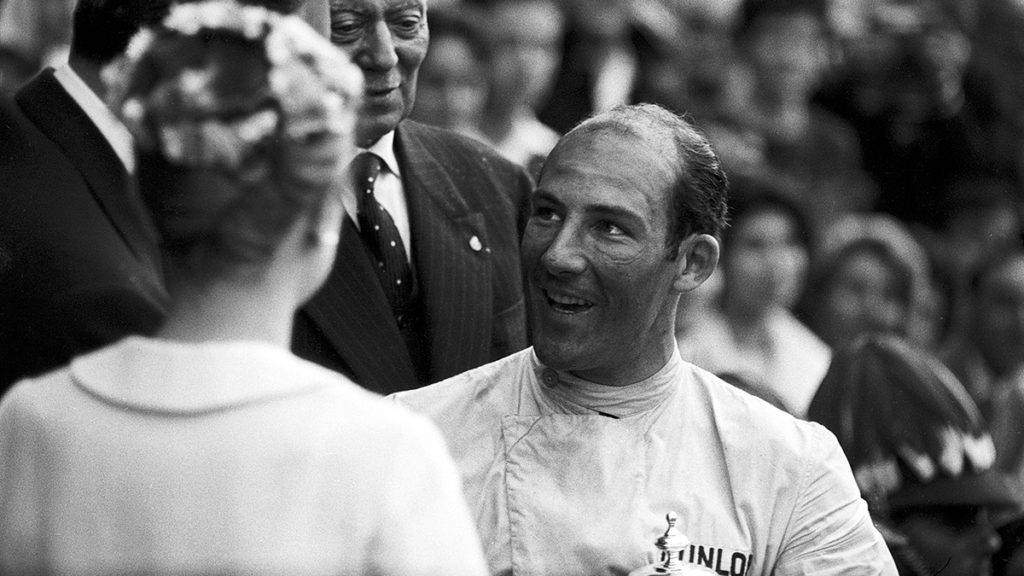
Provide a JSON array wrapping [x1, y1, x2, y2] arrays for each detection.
[[15, 69, 160, 270], [304, 217, 419, 392], [397, 123, 491, 380]]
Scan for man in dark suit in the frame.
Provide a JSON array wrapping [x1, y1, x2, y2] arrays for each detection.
[[0, 1, 174, 393], [292, 0, 532, 394]]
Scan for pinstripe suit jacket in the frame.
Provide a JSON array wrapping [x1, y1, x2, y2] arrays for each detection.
[[0, 69, 167, 394], [293, 121, 532, 395]]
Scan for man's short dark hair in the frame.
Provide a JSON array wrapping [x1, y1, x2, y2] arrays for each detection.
[[549, 104, 729, 256]]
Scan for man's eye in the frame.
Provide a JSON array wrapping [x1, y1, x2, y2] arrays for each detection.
[[532, 206, 561, 222], [596, 220, 626, 236], [331, 18, 363, 41], [391, 15, 422, 35]]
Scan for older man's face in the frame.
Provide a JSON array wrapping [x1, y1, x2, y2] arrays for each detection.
[[521, 129, 683, 385], [329, 0, 428, 147]]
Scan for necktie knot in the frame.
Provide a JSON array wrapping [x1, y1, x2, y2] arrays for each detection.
[[350, 152, 383, 199]]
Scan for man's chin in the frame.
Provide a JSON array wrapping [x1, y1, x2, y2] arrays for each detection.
[[533, 339, 589, 373], [355, 110, 405, 147]]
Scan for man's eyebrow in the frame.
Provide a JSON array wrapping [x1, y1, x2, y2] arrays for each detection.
[[386, 0, 425, 13], [587, 203, 644, 224]]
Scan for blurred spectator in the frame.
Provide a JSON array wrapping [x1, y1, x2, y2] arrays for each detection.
[[677, 188, 829, 418], [536, 0, 637, 134], [814, 0, 996, 229], [942, 249, 1024, 427], [721, 0, 876, 228], [798, 213, 940, 351], [469, 0, 564, 177], [809, 335, 1023, 576], [664, 0, 742, 124], [408, 7, 491, 142], [932, 173, 1023, 334]]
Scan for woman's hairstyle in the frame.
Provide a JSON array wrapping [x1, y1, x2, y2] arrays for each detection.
[[797, 213, 932, 339], [722, 181, 812, 252], [808, 335, 1018, 518], [104, 0, 362, 285]]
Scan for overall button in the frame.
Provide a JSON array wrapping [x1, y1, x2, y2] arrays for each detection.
[[541, 369, 558, 388]]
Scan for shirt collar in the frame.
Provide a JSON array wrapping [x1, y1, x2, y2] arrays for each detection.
[[53, 64, 136, 173], [70, 336, 334, 415], [530, 348, 684, 418], [361, 130, 400, 177]]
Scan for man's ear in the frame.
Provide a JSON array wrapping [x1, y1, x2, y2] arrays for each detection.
[[672, 234, 719, 293]]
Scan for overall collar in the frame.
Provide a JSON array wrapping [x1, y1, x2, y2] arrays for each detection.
[[530, 349, 684, 418]]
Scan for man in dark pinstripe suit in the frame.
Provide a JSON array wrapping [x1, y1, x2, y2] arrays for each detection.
[[292, 0, 532, 394]]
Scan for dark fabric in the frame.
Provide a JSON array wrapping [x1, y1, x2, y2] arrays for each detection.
[[293, 120, 532, 395], [351, 152, 414, 310], [0, 69, 167, 394]]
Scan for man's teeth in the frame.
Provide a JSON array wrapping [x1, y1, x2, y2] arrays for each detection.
[[548, 293, 590, 306]]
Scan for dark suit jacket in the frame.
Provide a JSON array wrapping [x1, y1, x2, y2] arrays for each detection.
[[293, 120, 532, 395], [0, 69, 167, 393]]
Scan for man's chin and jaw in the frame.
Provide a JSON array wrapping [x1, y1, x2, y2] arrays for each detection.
[[356, 81, 417, 147], [527, 280, 680, 385]]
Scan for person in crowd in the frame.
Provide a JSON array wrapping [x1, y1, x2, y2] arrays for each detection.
[[798, 213, 939, 351], [468, 0, 564, 177], [677, 188, 829, 418], [536, 0, 638, 134], [942, 250, 1024, 450], [393, 104, 896, 575], [808, 335, 1023, 576], [0, 0, 176, 393], [408, 6, 491, 143], [814, 0, 993, 229], [0, 4, 487, 574], [293, 0, 532, 394], [722, 0, 875, 228], [932, 173, 1023, 335]]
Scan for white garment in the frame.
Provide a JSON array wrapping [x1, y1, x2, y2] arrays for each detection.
[[677, 307, 831, 418], [54, 63, 136, 173], [342, 130, 412, 260], [393, 348, 896, 576], [0, 337, 487, 576]]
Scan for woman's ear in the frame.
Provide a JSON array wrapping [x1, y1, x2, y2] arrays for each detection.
[[672, 234, 720, 293]]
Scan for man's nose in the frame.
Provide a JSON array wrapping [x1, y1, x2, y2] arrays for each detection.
[[541, 226, 587, 276], [357, 23, 399, 72]]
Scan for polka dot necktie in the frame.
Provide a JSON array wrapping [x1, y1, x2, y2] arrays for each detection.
[[351, 152, 413, 309]]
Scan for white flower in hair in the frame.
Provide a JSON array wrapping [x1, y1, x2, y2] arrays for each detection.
[[103, 0, 363, 169]]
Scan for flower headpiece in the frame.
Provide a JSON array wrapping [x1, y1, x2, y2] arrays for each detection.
[[104, 0, 363, 169]]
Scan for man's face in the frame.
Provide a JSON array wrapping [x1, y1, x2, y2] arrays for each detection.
[[329, 0, 428, 146], [975, 256, 1024, 376], [521, 129, 683, 385]]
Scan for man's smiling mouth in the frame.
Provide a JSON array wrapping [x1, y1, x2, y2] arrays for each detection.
[[544, 290, 594, 314]]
